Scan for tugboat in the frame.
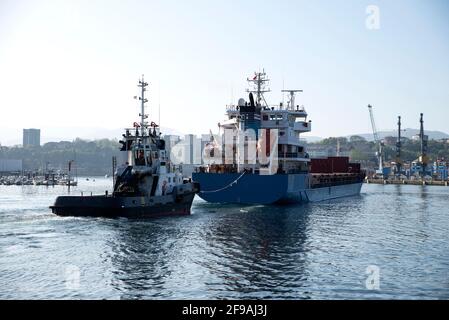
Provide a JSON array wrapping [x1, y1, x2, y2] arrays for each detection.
[[50, 76, 199, 217], [192, 70, 365, 204]]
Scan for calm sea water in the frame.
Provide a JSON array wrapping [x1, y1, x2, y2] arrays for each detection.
[[0, 178, 448, 299]]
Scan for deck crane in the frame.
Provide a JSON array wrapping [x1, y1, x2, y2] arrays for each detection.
[[368, 105, 384, 176]]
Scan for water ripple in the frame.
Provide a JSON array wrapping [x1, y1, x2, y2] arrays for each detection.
[[0, 182, 449, 299]]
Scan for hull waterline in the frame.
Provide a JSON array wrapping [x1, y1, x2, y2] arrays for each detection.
[[193, 172, 362, 205]]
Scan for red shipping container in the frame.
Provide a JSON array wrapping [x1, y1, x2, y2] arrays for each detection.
[[310, 158, 332, 173], [329, 157, 349, 173]]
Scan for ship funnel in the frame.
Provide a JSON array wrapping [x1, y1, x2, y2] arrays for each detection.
[[249, 92, 255, 107]]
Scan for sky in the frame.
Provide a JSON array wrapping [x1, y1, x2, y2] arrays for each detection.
[[0, 0, 448, 145]]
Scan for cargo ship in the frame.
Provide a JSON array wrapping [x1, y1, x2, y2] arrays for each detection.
[[192, 71, 365, 204]]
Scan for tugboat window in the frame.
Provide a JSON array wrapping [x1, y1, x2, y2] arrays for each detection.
[[135, 150, 146, 165]]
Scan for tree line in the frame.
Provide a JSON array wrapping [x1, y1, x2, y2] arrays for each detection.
[[310, 135, 449, 168], [1, 135, 448, 175], [0, 138, 121, 176]]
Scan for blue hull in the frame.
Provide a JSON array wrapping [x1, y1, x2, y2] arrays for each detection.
[[192, 172, 362, 204]]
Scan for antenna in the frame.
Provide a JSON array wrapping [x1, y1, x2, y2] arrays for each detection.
[[137, 75, 149, 137], [158, 83, 161, 131], [282, 78, 285, 106]]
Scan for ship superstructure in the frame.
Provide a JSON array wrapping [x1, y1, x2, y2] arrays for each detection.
[[222, 71, 312, 175]]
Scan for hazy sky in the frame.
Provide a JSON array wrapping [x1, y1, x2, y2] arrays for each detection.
[[1, 0, 448, 144]]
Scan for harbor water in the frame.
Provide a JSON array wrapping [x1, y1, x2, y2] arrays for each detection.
[[0, 178, 448, 299]]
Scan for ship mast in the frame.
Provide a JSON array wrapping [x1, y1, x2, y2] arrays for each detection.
[[137, 75, 149, 137], [247, 70, 271, 107]]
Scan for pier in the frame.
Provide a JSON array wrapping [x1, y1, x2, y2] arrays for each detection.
[[365, 178, 449, 186]]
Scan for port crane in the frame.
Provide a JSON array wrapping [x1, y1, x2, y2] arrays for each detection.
[[393, 116, 407, 175], [368, 105, 384, 176], [418, 113, 429, 177]]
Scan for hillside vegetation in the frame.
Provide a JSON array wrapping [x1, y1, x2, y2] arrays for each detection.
[[0, 138, 121, 175], [1, 135, 448, 175]]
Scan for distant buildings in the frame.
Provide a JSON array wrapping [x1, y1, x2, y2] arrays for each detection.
[[383, 136, 397, 146], [164, 135, 181, 161], [306, 144, 350, 158], [411, 133, 429, 142], [23, 128, 40, 147], [163, 134, 206, 177], [163, 134, 209, 165], [408, 158, 449, 179], [433, 159, 448, 180]]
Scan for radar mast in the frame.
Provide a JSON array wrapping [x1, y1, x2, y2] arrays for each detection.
[[246, 70, 271, 107], [281, 89, 303, 110]]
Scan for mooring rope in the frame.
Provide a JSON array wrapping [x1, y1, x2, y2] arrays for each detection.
[[199, 171, 246, 194]]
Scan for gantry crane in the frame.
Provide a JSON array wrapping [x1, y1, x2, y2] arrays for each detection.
[[368, 105, 384, 176]]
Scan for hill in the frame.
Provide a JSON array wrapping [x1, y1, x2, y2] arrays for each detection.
[[350, 129, 449, 141]]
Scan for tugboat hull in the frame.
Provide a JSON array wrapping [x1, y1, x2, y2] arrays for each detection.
[[50, 192, 196, 218], [49, 76, 200, 219]]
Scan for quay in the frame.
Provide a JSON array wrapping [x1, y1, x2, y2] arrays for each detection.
[[365, 178, 449, 186]]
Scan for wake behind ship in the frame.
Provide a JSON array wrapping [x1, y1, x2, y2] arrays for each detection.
[[192, 71, 365, 205]]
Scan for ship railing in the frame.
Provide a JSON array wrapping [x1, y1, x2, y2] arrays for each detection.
[[122, 127, 161, 136], [226, 104, 306, 113], [261, 105, 306, 112], [310, 173, 365, 188], [280, 152, 299, 158]]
